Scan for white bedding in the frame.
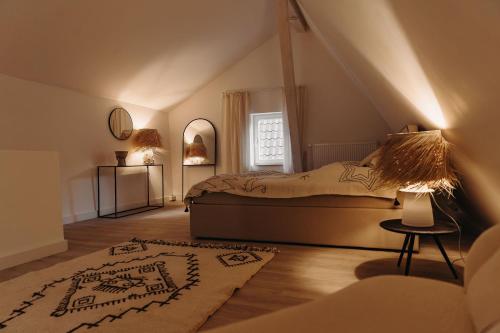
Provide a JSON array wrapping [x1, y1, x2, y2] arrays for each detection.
[[184, 161, 398, 205]]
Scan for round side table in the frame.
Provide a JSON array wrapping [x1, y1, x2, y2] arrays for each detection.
[[380, 219, 458, 278]]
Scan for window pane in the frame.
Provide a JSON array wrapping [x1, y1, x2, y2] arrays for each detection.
[[252, 112, 284, 166]]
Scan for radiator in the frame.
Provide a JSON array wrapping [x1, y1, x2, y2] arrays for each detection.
[[308, 141, 378, 170]]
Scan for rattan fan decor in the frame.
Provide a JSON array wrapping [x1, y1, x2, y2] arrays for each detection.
[[374, 130, 459, 194]]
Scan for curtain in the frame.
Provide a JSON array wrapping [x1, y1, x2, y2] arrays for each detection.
[[283, 86, 306, 173], [221, 91, 250, 174]]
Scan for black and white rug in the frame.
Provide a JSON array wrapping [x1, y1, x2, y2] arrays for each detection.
[[0, 239, 276, 332]]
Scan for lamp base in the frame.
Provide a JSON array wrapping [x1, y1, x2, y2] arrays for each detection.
[[401, 191, 434, 227], [143, 156, 155, 165], [142, 149, 155, 165]]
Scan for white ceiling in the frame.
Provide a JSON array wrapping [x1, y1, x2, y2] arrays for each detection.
[[0, 0, 276, 110]]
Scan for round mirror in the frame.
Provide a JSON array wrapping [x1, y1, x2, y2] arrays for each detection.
[[183, 119, 216, 165], [109, 107, 133, 140]]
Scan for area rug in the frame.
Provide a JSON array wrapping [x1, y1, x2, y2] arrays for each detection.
[[0, 239, 277, 332]]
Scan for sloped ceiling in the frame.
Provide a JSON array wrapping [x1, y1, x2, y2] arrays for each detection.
[[299, 0, 500, 132], [0, 0, 275, 110]]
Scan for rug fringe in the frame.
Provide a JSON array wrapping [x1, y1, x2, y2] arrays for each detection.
[[129, 238, 279, 253]]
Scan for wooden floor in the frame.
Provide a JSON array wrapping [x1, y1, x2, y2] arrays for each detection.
[[0, 206, 474, 331]]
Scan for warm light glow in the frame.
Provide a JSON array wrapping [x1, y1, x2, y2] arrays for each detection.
[[346, 1, 446, 127], [400, 183, 434, 193], [184, 157, 207, 165], [127, 151, 145, 165], [127, 109, 157, 129], [117, 58, 202, 110], [142, 148, 155, 165], [184, 122, 211, 144], [313, 0, 447, 128], [129, 148, 157, 165]]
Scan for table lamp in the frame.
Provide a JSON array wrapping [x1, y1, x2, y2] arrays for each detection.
[[374, 130, 458, 227], [132, 129, 162, 165]]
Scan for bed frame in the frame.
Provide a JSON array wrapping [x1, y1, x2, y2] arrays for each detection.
[[190, 202, 417, 251]]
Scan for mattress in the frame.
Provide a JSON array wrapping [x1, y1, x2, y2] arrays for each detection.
[[191, 192, 398, 209]]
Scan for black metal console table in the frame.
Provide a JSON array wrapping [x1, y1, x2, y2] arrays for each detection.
[[97, 164, 164, 218]]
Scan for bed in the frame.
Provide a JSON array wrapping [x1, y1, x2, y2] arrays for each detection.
[[185, 155, 418, 250], [185, 160, 416, 251]]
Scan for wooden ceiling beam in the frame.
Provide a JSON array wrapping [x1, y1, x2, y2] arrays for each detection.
[[277, 0, 303, 172], [288, 0, 309, 33]]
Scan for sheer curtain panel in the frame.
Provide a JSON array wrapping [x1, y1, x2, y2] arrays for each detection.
[[221, 91, 250, 174]]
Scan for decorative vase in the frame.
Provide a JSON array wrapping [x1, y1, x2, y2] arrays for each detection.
[[115, 151, 128, 167]]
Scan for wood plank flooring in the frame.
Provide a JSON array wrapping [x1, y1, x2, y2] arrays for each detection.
[[0, 206, 474, 331]]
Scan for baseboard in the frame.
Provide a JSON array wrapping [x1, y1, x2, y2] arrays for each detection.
[[0, 239, 68, 271], [63, 211, 97, 224], [63, 197, 167, 224]]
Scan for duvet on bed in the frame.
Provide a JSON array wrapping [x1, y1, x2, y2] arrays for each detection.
[[184, 161, 398, 205]]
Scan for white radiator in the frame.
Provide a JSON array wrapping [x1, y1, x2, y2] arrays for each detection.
[[308, 141, 378, 170]]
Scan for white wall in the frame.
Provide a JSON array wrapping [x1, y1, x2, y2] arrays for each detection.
[[0, 151, 67, 269], [166, 33, 390, 198], [0, 74, 171, 223]]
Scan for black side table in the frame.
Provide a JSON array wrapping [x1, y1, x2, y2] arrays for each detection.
[[380, 219, 458, 279]]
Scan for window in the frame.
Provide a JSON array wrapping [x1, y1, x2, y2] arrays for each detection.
[[250, 112, 284, 166]]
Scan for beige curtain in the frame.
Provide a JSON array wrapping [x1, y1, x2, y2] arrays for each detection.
[[222, 91, 250, 174], [297, 86, 307, 170], [283, 86, 307, 173], [296, 86, 306, 149]]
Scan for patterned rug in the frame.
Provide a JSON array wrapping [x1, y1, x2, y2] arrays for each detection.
[[0, 239, 276, 332]]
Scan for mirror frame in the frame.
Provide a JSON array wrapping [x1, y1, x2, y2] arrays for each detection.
[[108, 107, 134, 140], [182, 118, 217, 166]]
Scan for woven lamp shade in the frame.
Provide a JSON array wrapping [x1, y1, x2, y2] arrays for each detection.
[[132, 129, 162, 150], [374, 130, 459, 194], [186, 135, 208, 160]]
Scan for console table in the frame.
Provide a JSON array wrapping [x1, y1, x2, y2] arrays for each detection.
[[97, 164, 164, 218]]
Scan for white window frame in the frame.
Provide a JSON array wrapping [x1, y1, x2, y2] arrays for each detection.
[[250, 112, 284, 166]]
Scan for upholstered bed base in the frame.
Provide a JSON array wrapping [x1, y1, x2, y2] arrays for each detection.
[[190, 202, 418, 251]]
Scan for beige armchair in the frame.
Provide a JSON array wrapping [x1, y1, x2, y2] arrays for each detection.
[[208, 225, 500, 333]]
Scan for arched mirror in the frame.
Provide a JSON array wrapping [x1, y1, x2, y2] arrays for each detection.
[[109, 107, 133, 140], [183, 119, 216, 165]]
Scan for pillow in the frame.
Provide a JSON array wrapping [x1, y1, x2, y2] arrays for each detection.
[[360, 148, 381, 167]]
